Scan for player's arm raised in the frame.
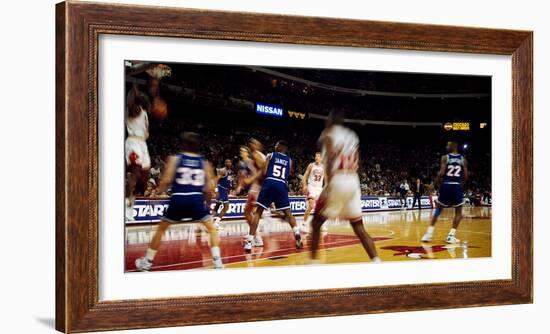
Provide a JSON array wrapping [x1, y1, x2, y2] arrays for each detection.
[[435, 155, 448, 187], [302, 163, 312, 193], [157, 155, 178, 194]]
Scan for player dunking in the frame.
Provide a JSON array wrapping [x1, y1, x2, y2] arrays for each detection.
[[421, 141, 468, 243], [301, 152, 325, 231], [135, 132, 223, 271], [244, 140, 303, 252], [125, 84, 151, 222], [310, 111, 380, 263], [212, 159, 234, 230]]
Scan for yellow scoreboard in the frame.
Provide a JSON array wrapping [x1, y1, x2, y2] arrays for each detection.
[[443, 122, 471, 131]]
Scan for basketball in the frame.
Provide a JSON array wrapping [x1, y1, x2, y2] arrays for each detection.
[[151, 96, 168, 121]]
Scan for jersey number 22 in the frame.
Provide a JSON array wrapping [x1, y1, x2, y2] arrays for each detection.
[[446, 165, 462, 177]]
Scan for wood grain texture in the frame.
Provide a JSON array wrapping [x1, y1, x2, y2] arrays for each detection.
[[55, 2, 67, 331], [55, 1, 533, 332]]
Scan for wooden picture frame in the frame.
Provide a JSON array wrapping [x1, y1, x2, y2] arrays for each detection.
[[56, 1, 532, 332]]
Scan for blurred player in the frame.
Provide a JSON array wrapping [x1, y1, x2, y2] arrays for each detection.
[[235, 146, 253, 196], [125, 84, 151, 222], [236, 146, 261, 245], [212, 159, 233, 230], [421, 141, 468, 243], [244, 140, 303, 252], [135, 132, 223, 271], [310, 111, 380, 263], [301, 152, 326, 231], [237, 139, 266, 246]]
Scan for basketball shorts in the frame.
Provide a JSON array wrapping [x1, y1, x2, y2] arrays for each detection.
[[315, 173, 362, 220], [436, 183, 464, 207], [256, 180, 291, 211], [163, 194, 211, 223], [125, 137, 151, 169], [217, 186, 229, 203], [307, 186, 323, 201]]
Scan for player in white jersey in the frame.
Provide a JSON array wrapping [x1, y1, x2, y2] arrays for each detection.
[[125, 84, 151, 222], [310, 111, 380, 263], [301, 152, 325, 231]]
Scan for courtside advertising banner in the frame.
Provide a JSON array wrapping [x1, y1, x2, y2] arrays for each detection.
[[128, 196, 434, 224]]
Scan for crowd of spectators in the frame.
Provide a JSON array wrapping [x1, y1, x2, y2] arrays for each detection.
[[129, 62, 492, 201], [137, 109, 491, 200]]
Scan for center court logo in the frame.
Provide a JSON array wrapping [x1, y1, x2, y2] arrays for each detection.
[[381, 244, 478, 259]]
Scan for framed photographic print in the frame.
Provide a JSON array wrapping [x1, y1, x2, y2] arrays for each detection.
[[56, 1, 532, 332]]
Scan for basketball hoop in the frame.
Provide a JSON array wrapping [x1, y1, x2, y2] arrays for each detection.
[[146, 64, 172, 79]]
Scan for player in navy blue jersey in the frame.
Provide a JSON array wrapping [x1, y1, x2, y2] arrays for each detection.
[[135, 132, 224, 271], [212, 159, 234, 230], [422, 141, 468, 244], [244, 140, 303, 251]]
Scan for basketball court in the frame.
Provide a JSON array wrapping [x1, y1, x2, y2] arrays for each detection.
[[125, 206, 491, 272]]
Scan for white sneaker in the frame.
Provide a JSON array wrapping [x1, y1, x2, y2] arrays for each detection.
[[421, 233, 432, 242], [244, 240, 252, 252], [299, 223, 308, 233], [446, 235, 461, 244], [214, 221, 223, 230], [253, 235, 264, 247], [212, 257, 224, 269], [135, 257, 152, 271]]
